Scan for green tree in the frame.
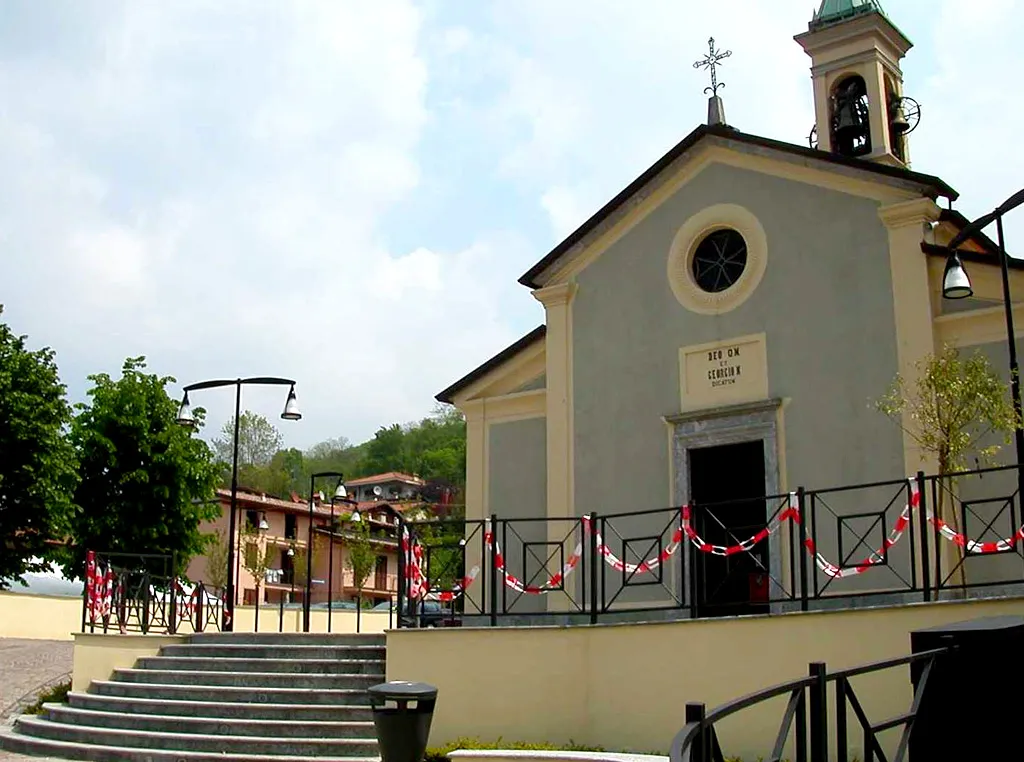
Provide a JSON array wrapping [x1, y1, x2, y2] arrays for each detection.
[[202, 529, 229, 589], [360, 423, 409, 476], [240, 523, 274, 624], [213, 411, 283, 469], [877, 344, 1020, 583], [345, 520, 376, 606], [877, 345, 1020, 476], [356, 404, 467, 490], [292, 534, 324, 587], [0, 307, 79, 588], [62, 357, 220, 580]]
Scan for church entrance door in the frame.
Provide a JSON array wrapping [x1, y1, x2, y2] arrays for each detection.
[[689, 439, 770, 618]]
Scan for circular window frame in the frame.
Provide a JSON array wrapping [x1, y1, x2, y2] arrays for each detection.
[[667, 203, 768, 315]]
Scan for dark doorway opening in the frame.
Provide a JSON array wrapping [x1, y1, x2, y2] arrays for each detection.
[[689, 439, 769, 618]]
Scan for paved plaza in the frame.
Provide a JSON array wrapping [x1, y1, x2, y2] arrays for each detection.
[[0, 638, 73, 761]]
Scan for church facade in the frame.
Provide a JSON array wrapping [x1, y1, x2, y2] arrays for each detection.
[[437, 2, 1024, 617]]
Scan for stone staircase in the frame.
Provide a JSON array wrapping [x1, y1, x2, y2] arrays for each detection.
[[0, 632, 387, 761]]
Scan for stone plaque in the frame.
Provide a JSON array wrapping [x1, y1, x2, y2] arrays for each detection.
[[679, 333, 769, 411]]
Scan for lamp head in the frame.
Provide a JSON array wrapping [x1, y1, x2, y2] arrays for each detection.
[[942, 251, 973, 300], [259, 512, 270, 531], [350, 509, 362, 523], [334, 481, 347, 500], [175, 392, 196, 428], [281, 385, 302, 421]]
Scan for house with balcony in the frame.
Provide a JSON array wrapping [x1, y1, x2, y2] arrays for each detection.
[[184, 476, 422, 610]]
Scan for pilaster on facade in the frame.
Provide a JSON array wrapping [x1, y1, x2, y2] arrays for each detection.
[[533, 283, 578, 544], [878, 197, 942, 476]]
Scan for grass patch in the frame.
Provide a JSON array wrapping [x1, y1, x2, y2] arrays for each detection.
[[425, 737, 607, 762], [23, 680, 70, 715]]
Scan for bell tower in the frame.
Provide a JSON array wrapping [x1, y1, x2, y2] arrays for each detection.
[[795, 0, 919, 167]]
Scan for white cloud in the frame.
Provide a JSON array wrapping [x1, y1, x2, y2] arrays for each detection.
[[0, 0, 529, 448], [1, 0, 1020, 453]]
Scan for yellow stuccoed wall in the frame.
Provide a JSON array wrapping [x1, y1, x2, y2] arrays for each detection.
[[386, 597, 1024, 759], [0, 592, 393, 641], [0, 592, 83, 640], [72, 633, 188, 692]]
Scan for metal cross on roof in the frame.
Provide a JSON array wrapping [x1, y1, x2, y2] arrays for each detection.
[[693, 37, 732, 96]]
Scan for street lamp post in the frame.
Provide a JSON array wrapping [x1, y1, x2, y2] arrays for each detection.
[[176, 377, 301, 631], [303, 472, 347, 632], [942, 189, 1024, 501]]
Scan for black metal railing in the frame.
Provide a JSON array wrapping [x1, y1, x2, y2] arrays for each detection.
[[399, 463, 1024, 627], [82, 552, 224, 635], [670, 647, 950, 762]]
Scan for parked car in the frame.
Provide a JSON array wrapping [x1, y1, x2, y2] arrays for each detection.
[[400, 599, 461, 628]]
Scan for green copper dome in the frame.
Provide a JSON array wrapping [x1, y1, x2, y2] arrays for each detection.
[[810, 0, 888, 29]]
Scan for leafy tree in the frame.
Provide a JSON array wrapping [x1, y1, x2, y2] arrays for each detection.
[[877, 345, 1020, 475], [356, 404, 467, 489], [877, 344, 1020, 584], [346, 520, 376, 606], [306, 437, 351, 461], [240, 523, 274, 624], [0, 307, 79, 588], [360, 424, 408, 476], [202, 529, 229, 590], [292, 533, 324, 587], [213, 411, 283, 469], [62, 357, 220, 580]]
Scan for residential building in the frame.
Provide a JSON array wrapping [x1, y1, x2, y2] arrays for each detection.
[[184, 477, 424, 608]]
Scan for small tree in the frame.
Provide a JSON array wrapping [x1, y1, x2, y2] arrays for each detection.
[[292, 534, 324, 588], [877, 344, 1020, 582], [345, 520, 376, 610], [240, 523, 274, 630], [203, 529, 229, 590]]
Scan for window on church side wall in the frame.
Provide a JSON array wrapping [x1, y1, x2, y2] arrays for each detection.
[[691, 229, 748, 293]]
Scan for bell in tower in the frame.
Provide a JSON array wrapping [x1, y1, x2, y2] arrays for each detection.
[[831, 76, 871, 157], [795, 0, 920, 167]]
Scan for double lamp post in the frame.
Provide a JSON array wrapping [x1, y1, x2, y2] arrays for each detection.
[[176, 378, 301, 631], [942, 188, 1024, 497]]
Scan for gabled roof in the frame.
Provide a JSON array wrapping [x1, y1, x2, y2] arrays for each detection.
[[518, 123, 957, 289], [436, 325, 546, 404], [938, 209, 1001, 255], [346, 472, 425, 487]]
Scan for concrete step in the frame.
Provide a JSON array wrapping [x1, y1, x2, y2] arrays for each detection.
[[90, 680, 372, 705], [159, 643, 386, 661], [14, 714, 380, 757], [113, 668, 383, 689], [135, 655, 386, 674], [189, 632, 385, 646], [44, 703, 375, 738], [69, 692, 374, 721], [0, 723, 377, 762]]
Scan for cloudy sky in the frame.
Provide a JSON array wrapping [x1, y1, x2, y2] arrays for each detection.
[[1, 0, 1021, 450]]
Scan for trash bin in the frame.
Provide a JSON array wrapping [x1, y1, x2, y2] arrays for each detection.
[[909, 615, 1024, 760], [367, 681, 438, 762]]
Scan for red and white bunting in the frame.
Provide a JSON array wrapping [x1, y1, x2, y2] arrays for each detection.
[[400, 478, 1024, 598], [582, 515, 685, 573], [805, 482, 919, 579], [682, 496, 801, 558], [929, 513, 1024, 554], [401, 526, 481, 602], [487, 524, 584, 595]]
